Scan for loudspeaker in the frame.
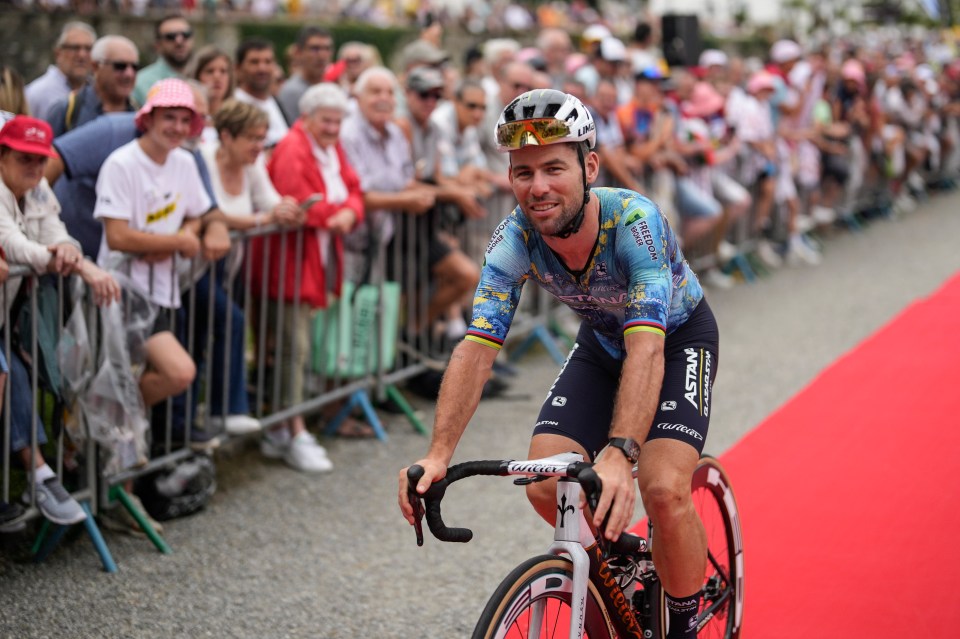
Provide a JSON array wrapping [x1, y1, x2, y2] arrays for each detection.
[[661, 14, 702, 68]]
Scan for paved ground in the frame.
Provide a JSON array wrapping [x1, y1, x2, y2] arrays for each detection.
[[2, 194, 958, 638]]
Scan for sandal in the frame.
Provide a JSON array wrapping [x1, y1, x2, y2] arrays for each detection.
[[335, 417, 376, 439]]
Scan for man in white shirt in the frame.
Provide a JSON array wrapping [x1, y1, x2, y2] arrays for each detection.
[[233, 38, 289, 149]]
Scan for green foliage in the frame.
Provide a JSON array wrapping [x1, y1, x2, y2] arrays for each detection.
[[238, 21, 417, 71]]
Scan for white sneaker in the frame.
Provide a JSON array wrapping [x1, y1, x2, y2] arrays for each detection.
[[811, 205, 837, 225], [24, 477, 87, 526], [894, 193, 917, 214], [260, 427, 292, 459], [284, 432, 333, 473], [702, 269, 735, 290], [795, 214, 816, 234], [756, 240, 783, 269], [716, 240, 738, 263], [210, 414, 262, 436], [786, 237, 822, 266]]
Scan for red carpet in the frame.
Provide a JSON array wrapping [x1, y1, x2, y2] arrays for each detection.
[[716, 272, 960, 637]]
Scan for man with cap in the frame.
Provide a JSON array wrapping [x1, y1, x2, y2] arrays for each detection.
[[394, 66, 481, 342], [0, 115, 120, 527]]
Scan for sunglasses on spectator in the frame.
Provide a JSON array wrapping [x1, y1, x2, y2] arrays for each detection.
[[462, 101, 486, 111], [161, 30, 193, 42], [417, 90, 443, 101], [60, 43, 93, 53], [103, 60, 139, 72]]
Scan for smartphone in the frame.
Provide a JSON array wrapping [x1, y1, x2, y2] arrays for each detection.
[[300, 194, 324, 210]]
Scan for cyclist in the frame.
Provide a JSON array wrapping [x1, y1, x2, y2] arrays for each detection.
[[399, 89, 719, 639]]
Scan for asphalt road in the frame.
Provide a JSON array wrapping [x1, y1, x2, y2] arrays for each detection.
[[2, 193, 959, 638]]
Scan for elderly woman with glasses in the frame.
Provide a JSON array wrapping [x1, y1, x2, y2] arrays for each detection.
[[250, 83, 365, 472]]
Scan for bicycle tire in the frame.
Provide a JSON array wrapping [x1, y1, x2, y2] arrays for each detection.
[[472, 554, 615, 639], [690, 455, 744, 639]]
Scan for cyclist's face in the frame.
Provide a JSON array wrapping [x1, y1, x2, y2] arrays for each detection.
[[508, 143, 598, 238]]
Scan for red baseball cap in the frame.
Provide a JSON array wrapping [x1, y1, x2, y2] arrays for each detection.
[[0, 116, 57, 158]]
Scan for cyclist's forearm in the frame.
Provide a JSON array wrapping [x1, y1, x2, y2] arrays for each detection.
[[610, 333, 665, 443], [427, 340, 496, 463]]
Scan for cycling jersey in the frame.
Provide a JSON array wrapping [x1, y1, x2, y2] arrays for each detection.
[[466, 187, 704, 359]]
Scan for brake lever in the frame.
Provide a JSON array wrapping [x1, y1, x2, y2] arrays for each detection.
[[409, 487, 425, 547]]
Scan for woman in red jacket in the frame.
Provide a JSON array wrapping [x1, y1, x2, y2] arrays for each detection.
[[251, 82, 364, 473]]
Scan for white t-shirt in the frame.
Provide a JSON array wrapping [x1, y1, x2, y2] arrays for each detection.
[[94, 141, 212, 308], [233, 88, 290, 148]]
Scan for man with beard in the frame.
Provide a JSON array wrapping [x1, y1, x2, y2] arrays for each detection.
[[233, 38, 289, 149], [47, 35, 140, 137], [400, 90, 720, 639], [276, 26, 334, 121], [133, 14, 195, 106]]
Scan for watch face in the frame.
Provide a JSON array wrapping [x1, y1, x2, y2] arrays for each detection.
[[611, 438, 640, 463]]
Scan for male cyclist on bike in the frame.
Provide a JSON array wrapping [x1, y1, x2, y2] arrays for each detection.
[[399, 89, 719, 639]]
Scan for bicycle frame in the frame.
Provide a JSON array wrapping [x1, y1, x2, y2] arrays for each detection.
[[505, 453, 651, 639]]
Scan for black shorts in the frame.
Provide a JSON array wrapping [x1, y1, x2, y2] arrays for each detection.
[[532, 298, 719, 459]]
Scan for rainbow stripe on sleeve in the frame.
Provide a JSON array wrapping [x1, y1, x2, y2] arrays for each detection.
[[623, 319, 666, 338], [465, 329, 504, 351]]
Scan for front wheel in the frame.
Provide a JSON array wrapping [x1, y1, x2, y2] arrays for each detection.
[[690, 455, 744, 639], [472, 554, 615, 639]]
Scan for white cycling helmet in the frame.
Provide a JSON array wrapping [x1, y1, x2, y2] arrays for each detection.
[[495, 89, 597, 153]]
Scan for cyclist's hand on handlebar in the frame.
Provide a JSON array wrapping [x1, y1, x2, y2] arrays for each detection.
[[589, 452, 636, 542], [398, 458, 448, 525]]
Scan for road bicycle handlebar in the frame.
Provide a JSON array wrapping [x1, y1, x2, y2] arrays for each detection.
[[407, 459, 644, 554]]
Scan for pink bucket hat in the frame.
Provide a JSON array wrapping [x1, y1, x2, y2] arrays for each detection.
[[135, 78, 204, 138], [840, 59, 866, 88], [747, 70, 777, 95], [684, 82, 726, 118]]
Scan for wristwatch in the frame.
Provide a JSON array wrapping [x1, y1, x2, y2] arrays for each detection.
[[607, 437, 641, 465]]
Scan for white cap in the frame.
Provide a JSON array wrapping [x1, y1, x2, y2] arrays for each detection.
[[770, 39, 802, 64], [583, 24, 612, 43], [699, 49, 728, 68], [599, 37, 627, 62]]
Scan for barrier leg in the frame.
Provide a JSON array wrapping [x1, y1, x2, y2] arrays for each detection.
[[324, 390, 388, 442], [385, 384, 428, 435], [110, 486, 171, 554], [30, 519, 51, 555], [80, 502, 118, 572], [508, 324, 567, 365], [32, 521, 65, 562]]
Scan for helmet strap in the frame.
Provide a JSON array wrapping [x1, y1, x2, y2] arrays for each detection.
[[555, 143, 591, 239]]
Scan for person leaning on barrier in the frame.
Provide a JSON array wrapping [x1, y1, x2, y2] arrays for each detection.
[[94, 78, 209, 421], [198, 98, 301, 437], [251, 82, 365, 471], [400, 90, 721, 639], [0, 115, 121, 527]]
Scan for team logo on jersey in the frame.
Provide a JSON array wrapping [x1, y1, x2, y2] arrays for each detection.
[[595, 260, 608, 278], [630, 219, 659, 261], [623, 209, 647, 227]]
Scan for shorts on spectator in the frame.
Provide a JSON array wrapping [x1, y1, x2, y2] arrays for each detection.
[[676, 177, 722, 219], [151, 309, 174, 337], [711, 171, 751, 207]]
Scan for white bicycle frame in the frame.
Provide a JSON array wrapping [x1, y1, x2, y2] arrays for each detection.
[[503, 452, 600, 639]]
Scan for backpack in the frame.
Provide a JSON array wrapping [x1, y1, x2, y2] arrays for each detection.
[[134, 454, 217, 521]]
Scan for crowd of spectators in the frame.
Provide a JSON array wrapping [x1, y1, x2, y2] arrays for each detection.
[[2, 12, 960, 536]]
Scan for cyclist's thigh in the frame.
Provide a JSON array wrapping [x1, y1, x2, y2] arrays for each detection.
[[645, 300, 720, 455], [531, 323, 621, 461]]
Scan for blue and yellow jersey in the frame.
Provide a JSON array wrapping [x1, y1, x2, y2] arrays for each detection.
[[466, 187, 703, 359]]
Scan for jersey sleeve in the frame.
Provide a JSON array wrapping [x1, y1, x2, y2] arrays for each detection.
[[93, 153, 134, 222], [465, 215, 530, 351], [615, 195, 673, 339]]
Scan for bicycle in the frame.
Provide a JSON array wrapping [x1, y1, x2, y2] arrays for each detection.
[[407, 452, 743, 639]]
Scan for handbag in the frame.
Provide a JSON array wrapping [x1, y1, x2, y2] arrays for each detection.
[[311, 224, 399, 378]]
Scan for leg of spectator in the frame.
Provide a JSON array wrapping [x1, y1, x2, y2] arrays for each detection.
[[140, 331, 196, 408], [427, 250, 480, 329]]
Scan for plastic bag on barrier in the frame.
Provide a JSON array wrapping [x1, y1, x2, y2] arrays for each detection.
[[64, 271, 156, 475], [312, 280, 400, 378], [57, 276, 95, 444]]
